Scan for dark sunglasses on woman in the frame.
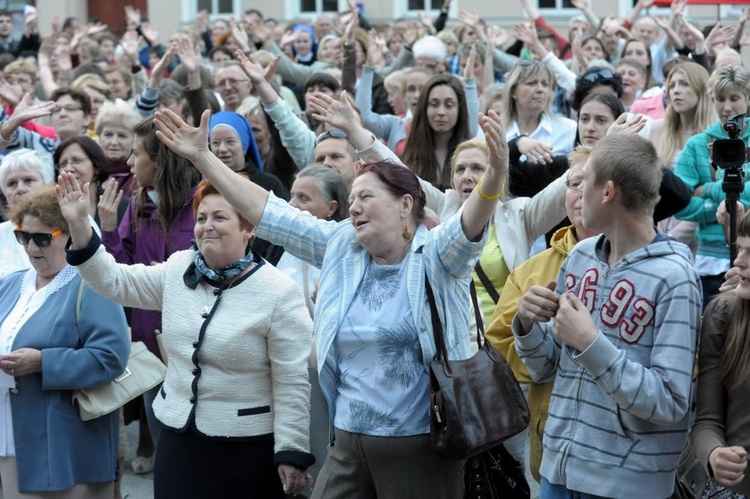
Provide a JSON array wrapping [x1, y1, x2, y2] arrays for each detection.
[[14, 228, 64, 248]]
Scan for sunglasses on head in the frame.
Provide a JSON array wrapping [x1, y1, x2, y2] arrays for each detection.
[[315, 129, 348, 146], [583, 69, 615, 83], [518, 59, 544, 68], [14, 227, 64, 248]]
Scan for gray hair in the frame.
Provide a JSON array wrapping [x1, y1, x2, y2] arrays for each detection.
[[159, 79, 185, 102], [296, 165, 350, 222], [0, 149, 55, 196]]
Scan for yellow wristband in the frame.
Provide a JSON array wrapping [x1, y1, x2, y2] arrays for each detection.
[[477, 179, 504, 201]]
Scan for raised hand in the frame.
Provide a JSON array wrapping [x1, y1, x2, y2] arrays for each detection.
[[571, 0, 590, 10], [418, 13, 436, 34], [140, 21, 159, 46], [308, 91, 359, 133], [153, 108, 211, 163], [462, 43, 477, 81], [458, 9, 480, 28], [97, 180, 124, 232], [195, 10, 209, 32], [344, 11, 359, 45], [235, 50, 267, 86], [120, 29, 142, 65], [11, 93, 56, 125], [0, 74, 24, 109], [56, 172, 92, 228], [229, 17, 250, 53], [149, 44, 176, 88], [481, 110, 509, 177], [124, 5, 142, 29], [366, 29, 381, 68], [280, 30, 300, 48], [488, 26, 512, 48], [176, 38, 202, 73]]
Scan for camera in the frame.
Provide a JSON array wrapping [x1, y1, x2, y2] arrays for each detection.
[[713, 114, 747, 169]]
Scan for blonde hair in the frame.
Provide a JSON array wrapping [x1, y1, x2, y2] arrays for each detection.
[[709, 64, 750, 100], [501, 61, 556, 127], [384, 69, 406, 95], [3, 59, 36, 80], [567, 144, 593, 168], [72, 73, 113, 100], [95, 100, 142, 135], [658, 63, 714, 167], [450, 138, 489, 178]]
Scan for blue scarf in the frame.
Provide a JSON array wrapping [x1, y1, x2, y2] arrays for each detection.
[[184, 241, 255, 288]]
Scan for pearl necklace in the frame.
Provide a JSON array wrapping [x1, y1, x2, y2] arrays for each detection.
[[200, 272, 243, 319]]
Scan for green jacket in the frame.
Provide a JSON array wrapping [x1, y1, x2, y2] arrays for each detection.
[[675, 118, 750, 260]]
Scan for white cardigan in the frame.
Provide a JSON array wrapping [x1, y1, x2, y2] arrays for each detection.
[[78, 247, 314, 454]]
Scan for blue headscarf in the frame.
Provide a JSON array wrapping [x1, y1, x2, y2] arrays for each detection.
[[291, 24, 318, 61], [209, 111, 264, 172]]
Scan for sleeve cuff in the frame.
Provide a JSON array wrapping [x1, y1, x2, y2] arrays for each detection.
[[274, 450, 316, 471], [65, 230, 102, 266]]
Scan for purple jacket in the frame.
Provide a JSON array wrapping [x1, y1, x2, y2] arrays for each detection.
[[101, 189, 196, 358]]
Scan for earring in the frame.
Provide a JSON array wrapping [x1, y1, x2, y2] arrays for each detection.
[[403, 221, 412, 240]]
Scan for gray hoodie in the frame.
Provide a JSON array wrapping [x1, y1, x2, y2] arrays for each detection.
[[513, 234, 701, 498]]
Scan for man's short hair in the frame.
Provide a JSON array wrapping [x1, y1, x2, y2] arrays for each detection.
[[590, 134, 662, 215]]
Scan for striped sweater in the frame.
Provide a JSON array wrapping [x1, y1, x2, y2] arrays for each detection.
[[513, 234, 701, 499]]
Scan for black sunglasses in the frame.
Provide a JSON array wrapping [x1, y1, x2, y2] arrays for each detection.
[[583, 69, 615, 83], [518, 59, 544, 68], [315, 129, 348, 146], [14, 228, 64, 248]]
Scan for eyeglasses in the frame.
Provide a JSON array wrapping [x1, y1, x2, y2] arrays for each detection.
[[14, 228, 64, 247], [583, 69, 615, 83], [58, 157, 89, 169], [51, 105, 83, 115], [565, 178, 584, 192], [315, 129, 347, 146], [217, 78, 250, 87], [4, 75, 32, 86]]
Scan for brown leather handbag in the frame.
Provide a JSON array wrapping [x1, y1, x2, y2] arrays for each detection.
[[425, 276, 530, 460]]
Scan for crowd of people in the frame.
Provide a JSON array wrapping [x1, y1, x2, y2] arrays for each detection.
[[0, 0, 748, 497]]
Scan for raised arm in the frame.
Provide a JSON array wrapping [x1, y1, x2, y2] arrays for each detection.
[[154, 109, 269, 226], [459, 111, 508, 241]]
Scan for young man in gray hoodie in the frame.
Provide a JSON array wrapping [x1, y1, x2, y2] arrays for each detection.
[[513, 134, 702, 499]]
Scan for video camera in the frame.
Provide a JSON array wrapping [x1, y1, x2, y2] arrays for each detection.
[[713, 114, 747, 168]]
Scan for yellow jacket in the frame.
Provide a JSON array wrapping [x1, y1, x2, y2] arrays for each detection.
[[486, 225, 579, 482]]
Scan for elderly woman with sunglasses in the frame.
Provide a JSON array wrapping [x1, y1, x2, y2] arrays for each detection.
[[0, 185, 129, 498]]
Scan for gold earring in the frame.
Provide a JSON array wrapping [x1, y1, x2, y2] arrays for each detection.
[[403, 221, 412, 240]]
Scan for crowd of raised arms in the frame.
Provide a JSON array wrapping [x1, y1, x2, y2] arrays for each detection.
[[0, 0, 748, 498]]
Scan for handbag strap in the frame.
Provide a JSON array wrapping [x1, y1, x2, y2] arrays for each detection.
[[474, 261, 500, 305], [424, 274, 486, 361]]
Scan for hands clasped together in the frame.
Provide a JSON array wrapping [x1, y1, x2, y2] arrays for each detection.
[[517, 280, 599, 352]]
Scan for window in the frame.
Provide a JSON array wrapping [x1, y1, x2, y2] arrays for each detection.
[[300, 0, 339, 14], [407, 0, 444, 11], [538, 0, 575, 9], [184, 0, 242, 20]]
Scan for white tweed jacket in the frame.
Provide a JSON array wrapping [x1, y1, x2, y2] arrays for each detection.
[[77, 247, 314, 454]]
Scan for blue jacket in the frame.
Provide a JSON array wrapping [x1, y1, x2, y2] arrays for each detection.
[[0, 271, 130, 492]]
